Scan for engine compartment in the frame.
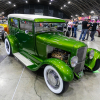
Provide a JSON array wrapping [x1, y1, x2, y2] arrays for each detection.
[[47, 46, 70, 64]]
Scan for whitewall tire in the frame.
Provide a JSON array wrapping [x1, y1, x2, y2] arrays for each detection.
[[44, 65, 69, 94], [5, 38, 12, 56]]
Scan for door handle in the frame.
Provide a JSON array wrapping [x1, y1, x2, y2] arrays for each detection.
[[17, 32, 19, 34], [25, 30, 29, 34]]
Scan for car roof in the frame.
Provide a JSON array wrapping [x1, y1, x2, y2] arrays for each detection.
[[8, 14, 66, 23]]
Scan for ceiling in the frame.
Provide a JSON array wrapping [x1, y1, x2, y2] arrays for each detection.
[[0, 0, 100, 18]]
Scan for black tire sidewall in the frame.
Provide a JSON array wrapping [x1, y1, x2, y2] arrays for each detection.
[[93, 59, 100, 71], [1, 31, 5, 42]]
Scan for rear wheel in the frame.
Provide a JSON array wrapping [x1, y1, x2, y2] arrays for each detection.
[[5, 38, 12, 56], [1, 31, 5, 42], [44, 65, 69, 94]]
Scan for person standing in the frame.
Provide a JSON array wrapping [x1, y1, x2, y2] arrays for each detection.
[[79, 19, 89, 41], [90, 19, 97, 41], [73, 19, 78, 38], [86, 19, 92, 40], [68, 19, 73, 32]]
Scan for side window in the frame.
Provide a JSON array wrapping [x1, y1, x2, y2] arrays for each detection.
[[35, 23, 44, 32], [10, 18, 18, 28], [20, 20, 32, 32]]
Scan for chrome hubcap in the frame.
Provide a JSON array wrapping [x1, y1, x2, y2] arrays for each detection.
[[46, 69, 60, 89]]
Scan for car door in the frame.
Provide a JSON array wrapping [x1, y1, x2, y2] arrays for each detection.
[[15, 20, 35, 55]]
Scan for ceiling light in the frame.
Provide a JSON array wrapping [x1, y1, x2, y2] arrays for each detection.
[[2, 12, 4, 14], [91, 11, 94, 13], [82, 13, 84, 15], [14, 4, 16, 7], [49, 2, 51, 5], [51, 0, 53, 1], [71, 15, 73, 17], [68, 1, 71, 4], [64, 5, 66, 7], [75, 15, 78, 16], [8, 1, 11, 4], [61, 7, 63, 9], [26, 1, 28, 3], [38, 0, 40, 2]]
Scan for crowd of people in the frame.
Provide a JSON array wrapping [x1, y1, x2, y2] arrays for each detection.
[[79, 19, 97, 41], [67, 18, 98, 41]]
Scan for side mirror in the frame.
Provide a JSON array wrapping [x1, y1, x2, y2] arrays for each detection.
[[25, 30, 29, 34]]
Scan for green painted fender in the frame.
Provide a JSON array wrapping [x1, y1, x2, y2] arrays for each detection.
[[85, 48, 100, 70], [6, 35, 19, 53], [40, 58, 74, 82]]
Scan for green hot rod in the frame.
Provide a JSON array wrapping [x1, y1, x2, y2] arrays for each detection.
[[5, 14, 100, 94]]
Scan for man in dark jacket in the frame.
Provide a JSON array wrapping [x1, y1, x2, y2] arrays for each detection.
[[90, 19, 97, 41], [86, 19, 92, 40], [79, 19, 89, 41]]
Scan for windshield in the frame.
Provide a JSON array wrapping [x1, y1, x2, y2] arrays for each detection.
[[35, 23, 65, 33]]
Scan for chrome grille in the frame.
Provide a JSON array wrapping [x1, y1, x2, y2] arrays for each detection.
[[74, 47, 87, 74], [74, 61, 85, 74], [77, 47, 87, 62]]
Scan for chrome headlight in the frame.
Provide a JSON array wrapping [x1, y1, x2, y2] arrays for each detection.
[[89, 50, 94, 59], [71, 56, 78, 67]]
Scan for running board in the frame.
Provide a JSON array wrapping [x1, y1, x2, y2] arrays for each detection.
[[13, 52, 33, 66]]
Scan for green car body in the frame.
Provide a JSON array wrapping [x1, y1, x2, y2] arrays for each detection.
[[6, 14, 100, 83]]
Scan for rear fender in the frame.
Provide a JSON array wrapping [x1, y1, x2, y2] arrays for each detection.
[[85, 48, 100, 70], [40, 58, 74, 82], [6, 35, 19, 53]]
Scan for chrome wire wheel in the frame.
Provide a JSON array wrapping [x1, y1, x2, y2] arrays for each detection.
[[44, 65, 64, 94]]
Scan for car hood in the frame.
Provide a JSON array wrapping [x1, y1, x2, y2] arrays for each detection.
[[36, 32, 87, 53]]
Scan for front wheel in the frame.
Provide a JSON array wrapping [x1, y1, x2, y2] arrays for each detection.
[[5, 38, 12, 56], [93, 59, 100, 71], [44, 65, 69, 94]]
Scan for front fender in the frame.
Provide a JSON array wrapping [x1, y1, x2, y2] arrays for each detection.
[[85, 48, 100, 70], [6, 35, 19, 53], [40, 58, 74, 82]]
